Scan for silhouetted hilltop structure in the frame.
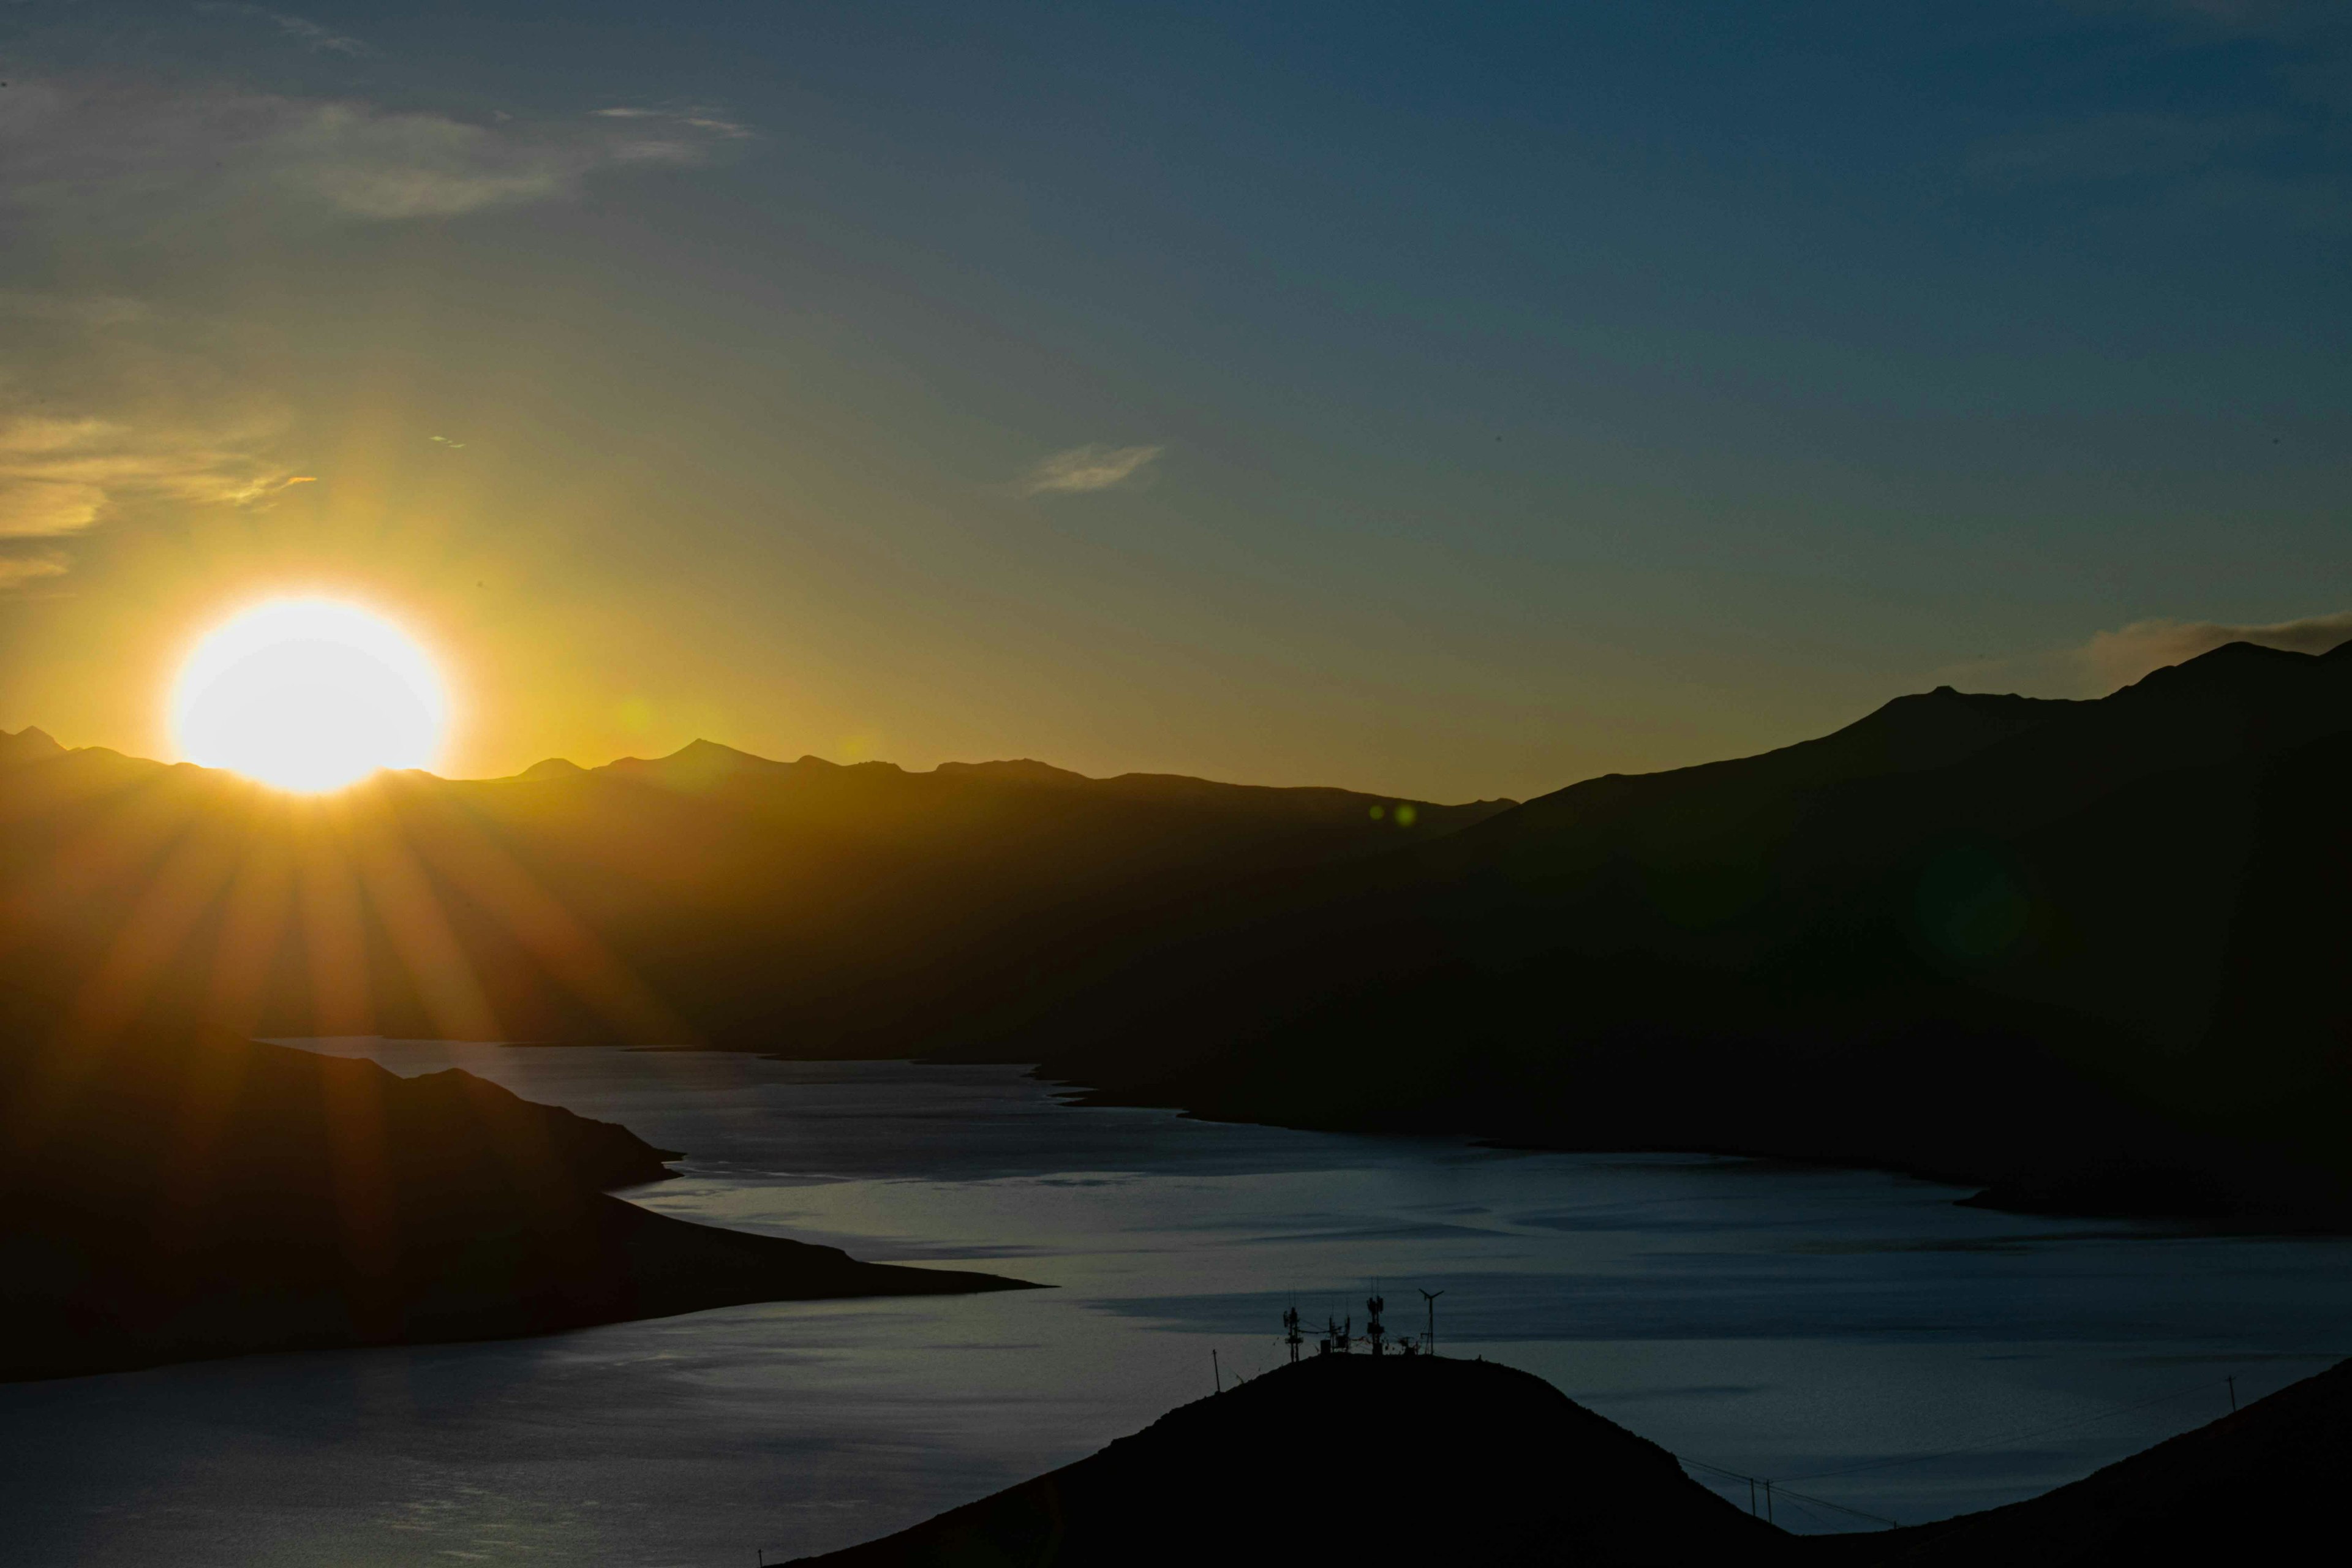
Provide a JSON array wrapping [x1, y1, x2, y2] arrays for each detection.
[[794, 1354, 1790, 1567], [0, 1024, 1029, 1382], [795, 1352, 2352, 1566], [996, 638, 2352, 1224]]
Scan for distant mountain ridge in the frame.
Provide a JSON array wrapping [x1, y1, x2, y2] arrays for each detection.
[[6, 638, 2348, 1223], [513, 738, 1517, 823], [0, 728, 1509, 1054]]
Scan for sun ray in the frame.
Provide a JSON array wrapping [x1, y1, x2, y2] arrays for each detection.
[[390, 778, 692, 1044], [345, 790, 504, 1043], [293, 802, 376, 1038]]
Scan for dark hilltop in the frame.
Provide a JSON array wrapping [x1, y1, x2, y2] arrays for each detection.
[[794, 1351, 2352, 1567], [796, 1353, 1789, 1567]]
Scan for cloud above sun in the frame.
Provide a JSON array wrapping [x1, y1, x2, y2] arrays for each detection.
[[0, 74, 748, 587], [1022, 444, 1163, 496]]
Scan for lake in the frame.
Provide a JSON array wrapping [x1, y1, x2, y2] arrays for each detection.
[[6, 1041, 2348, 1564]]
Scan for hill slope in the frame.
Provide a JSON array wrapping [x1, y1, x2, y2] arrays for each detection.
[[1820, 1357, 2352, 1564], [0, 1025, 1028, 1382], [794, 1354, 1790, 1567], [796, 1352, 2352, 1567], [1003, 639, 2352, 1223]]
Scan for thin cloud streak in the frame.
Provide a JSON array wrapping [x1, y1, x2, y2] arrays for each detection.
[[196, 4, 369, 57], [0, 77, 748, 581], [2084, 609, 2352, 686], [0, 79, 748, 224], [1940, 608, 2352, 696], [1023, 443, 1164, 496], [0, 551, 70, 593], [0, 408, 304, 537]]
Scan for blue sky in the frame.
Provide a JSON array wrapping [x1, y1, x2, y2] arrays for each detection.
[[0, 1, 2345, 797]]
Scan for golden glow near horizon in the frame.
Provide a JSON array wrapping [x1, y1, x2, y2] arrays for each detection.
[[170, 599, 450, 793]]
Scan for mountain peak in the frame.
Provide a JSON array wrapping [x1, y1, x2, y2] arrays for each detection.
[[933, 758, 1093, 787], [0, 726, 64, 767], [668, 738, 766, 765], [518, 757, 587, 782]]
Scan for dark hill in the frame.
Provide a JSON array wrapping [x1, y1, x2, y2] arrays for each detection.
[[997, 638, 2352, 1224], [1819, 1356, 2352, 1564], [0, 1023, 1028, 1382], [796, 1353, 2352, 1567], [793, 1354, 1792, 1567]]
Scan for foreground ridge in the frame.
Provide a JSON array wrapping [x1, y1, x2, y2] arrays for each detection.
[[793, 1351, 2352, 1566]]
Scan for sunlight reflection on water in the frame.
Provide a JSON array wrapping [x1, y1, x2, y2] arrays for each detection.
[[6, 1043, 2348, 1565]]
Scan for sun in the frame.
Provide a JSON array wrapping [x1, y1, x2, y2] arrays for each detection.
[[172, 598, 450, 793]]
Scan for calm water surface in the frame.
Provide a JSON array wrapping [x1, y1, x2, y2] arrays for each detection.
[[6, 1042, 2348, 1564]]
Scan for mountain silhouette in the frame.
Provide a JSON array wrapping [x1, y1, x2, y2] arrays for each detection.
[[6, 636, 2347, 1224], [983, 638, 2352, 1223], [0, 736, 1507, 1052]]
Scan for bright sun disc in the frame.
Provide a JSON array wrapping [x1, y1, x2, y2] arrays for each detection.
[[172, 599, 448, 793]]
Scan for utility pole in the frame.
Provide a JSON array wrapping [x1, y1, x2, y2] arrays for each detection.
[[2227, 1376, 2237, 1412], [1764, 1480, 1774, 1525], [1213, 1349, 1221, 1393]]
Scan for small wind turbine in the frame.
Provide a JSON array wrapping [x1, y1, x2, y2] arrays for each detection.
[[1418, 1289, 1446, 1356]]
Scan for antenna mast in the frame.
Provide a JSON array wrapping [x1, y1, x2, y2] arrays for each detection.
[[1417, 1289, 1446, 1357]]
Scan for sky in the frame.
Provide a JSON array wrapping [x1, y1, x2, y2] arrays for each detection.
[[0, 1, 2346, 802]]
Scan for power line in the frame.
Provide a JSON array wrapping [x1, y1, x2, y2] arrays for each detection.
[[1668, 1348, 2343, 1534], [1677, 1457, 1898, 1531], [1777, 1371, 2252, 1483]]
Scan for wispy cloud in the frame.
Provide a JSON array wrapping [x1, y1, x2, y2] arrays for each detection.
[[1022, 443, 1164, 496], [1940, 608, 2352, 696], [0, 75, 752, 584], [2082, 609, 2352, 686], [197, 4, 369, 57], [0, 550, 70, 595], [0, 79, 749, 225], [0, 407, 304, 538], [0, 288, 306, 558], [595, 105, 755, 140]]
